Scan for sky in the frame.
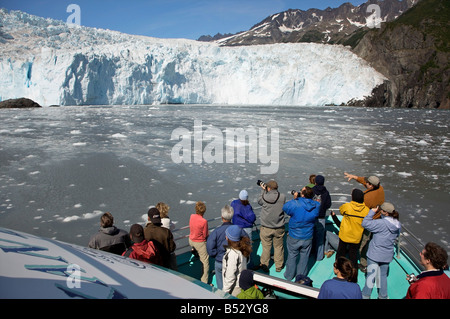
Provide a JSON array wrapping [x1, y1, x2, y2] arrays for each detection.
[[1, 0, 368, 39]]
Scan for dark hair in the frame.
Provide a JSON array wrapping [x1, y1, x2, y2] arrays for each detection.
[[240, 199, 250, 206], [389, 210, 400, 220], [351, 188, 364, 204], [227, 236, 252, 258], [423, 242, 448, 270], [129, 224, 145, 243], [101, 212, 114, 228], [302, 186, 314, 199], [334, 256, 358, 283]]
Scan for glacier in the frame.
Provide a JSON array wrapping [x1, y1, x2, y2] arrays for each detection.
[[0, 9, 386, 106]]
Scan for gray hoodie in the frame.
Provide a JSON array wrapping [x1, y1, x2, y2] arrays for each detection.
[[362, 209, 401, 263], [88, 226, 131, 254], [258, 189, 286, 229]]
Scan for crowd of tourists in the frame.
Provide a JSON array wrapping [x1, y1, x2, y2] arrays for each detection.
[[87, 173, 450, 299]]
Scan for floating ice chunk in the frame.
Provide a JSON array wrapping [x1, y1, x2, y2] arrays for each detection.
[[62, 215, 80, 222], [62, 210, 103, 222], [83, 210, 103, 219], [14, 128, 35, 133], [112, 133, 127, 138], [397, 172, 412, 177], [416, 140, 429, 145], [180, 200, 196, 205], [73, 142, 86, 146]]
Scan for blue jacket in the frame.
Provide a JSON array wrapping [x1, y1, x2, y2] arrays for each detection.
[[318, 277, 362, 299], [283, 198, 320, 240], [362, 209, 401, 263], [206, 222, 232, 262], [231, 199, 256, 229]]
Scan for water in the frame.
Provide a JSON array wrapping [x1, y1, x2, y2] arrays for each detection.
[[0, 105, 449, 253]]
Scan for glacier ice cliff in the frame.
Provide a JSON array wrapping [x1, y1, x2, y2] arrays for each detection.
[[0, 9, 386, 106]]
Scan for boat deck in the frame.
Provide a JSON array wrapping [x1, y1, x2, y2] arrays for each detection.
[[175, 212, 425, 299]]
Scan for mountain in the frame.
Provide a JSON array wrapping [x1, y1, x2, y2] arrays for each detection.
[[199, 0, 417, 46], [0, 9, 385, 107], [198, 0, 448, 109], [350, 0, 449, 108]]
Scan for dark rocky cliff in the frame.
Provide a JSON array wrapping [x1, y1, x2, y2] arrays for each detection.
[[348, 0, 449, 108]]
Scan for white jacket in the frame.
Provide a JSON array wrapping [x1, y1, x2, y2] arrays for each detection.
[[222, 247, 247, 296]]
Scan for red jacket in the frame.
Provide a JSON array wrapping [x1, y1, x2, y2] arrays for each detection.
[[122, 240, 164, 266], [189, 213, 209, 242], [406, 270, 450, 299]]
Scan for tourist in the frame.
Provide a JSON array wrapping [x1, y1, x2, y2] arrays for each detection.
[[222, 225, 252, 296], [189, 201, 210, 284], [231, 190, 256, 239], [206, 204, 234, 290], [237, 269, 264, 299], [88, 212, 131, 255], [318, 256, 362, 299], [344, 172, 385, 272], [306, 174, 316, 188], [312, 175, 332, 261], [361, 203, 401, 299], [344, 173, 385, 209], [144, 207, 177, 270], [282, 186, 320, 281], [156, 202, 175, 231], [336, 189, 370, 268], [122, 224, 163, 266], [257, 180, 286, 272], [406, 242, 450, 299]]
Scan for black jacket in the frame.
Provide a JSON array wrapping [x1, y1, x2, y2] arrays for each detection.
[[312, 185, 332, 219]]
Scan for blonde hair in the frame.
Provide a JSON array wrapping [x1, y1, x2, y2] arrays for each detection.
[[156, 202, 170, 218]]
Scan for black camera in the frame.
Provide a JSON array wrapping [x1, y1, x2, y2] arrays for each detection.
[[291, 190, 299, 196], [257, 180, 267, 188]]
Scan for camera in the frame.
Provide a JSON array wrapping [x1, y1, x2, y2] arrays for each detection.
[[291, 190, 299, 196], [407, 273, 417, 283], [257, 180, 267, 189]]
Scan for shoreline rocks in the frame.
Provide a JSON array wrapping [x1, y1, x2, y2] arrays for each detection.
[[0, 98, 41, 109]]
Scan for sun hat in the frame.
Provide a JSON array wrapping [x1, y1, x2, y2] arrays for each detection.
[[225, 225, 242, 242], [380, 202, 395, 214]]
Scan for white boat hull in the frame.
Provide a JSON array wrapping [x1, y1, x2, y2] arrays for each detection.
[[0, 227, 228, 299]]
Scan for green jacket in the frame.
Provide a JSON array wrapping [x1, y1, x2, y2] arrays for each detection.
[[237, 286, 264, 299]]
